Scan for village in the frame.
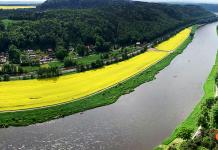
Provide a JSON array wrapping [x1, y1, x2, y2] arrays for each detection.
[[0, 48, 56, 65]]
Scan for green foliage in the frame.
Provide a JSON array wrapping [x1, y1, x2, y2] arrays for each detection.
[[55, 46, 68, 61], [37, 66, 61, 79], [179, 140, 198, 150], [176, 128, 193, 140], [180, 129, 218, 150], [0, 0, 214, 53], [8, 45, 21, 64], [91, 59, 104, 69], [64, 56, 76, 67], [3, 74, 10, 81], [76, 44, 89, 57], [95, 36, 111, 52], [0, 64, 23, 75], [0, 21, 5, 31], [211, 102, 218, 128]]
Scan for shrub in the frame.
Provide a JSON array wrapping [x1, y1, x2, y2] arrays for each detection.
[[64, 56, 76, 67], [176, 128, 193, 140], [37, 67, 61, 79], [3, 74, 10, 81]]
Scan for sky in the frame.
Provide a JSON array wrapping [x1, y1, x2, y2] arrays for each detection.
[[1, 0, 218, 4], [137, 0, 218, 4]]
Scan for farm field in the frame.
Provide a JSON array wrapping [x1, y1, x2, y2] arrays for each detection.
[[155, 28, 192, 51], [0, 28, 192, 112], [0, 6, 36, 10]]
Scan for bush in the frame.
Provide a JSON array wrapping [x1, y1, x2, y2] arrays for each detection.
[[212, 102, 218, 128], [55, 46, 68, 61], [76, 44, 89, 56], [64, 56, 76, 67], [176, 128, 193, 140], [91, 59, 104, 69], [0, 64, 24, 75], [76, 64, 86, 72], [3, 74, 10, 81], [179, 140, 198, 150], [37, 67, 61, 79]]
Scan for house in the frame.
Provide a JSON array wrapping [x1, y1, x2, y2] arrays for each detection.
[[0, 55, 6, 64], [0, 52, 7, 64], [26, 49, 37, 58], [47, 48, 55, 59], [136, 42, 141, 46], [40, 56, 53, 64]]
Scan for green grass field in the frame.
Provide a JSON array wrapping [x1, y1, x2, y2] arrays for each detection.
[[77, 54, 101, 65]]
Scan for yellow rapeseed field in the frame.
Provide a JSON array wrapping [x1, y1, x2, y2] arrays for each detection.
[[0, 6, 36, 10], [155, 28, 192, 51], [0, 28, 191, 111]]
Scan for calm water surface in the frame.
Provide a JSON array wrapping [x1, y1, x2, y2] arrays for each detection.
[[1, 22, 218, 150]]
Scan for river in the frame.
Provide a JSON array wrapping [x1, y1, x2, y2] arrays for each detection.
[[0, 22, 218, 150]]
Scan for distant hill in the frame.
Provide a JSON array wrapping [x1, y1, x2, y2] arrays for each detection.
[[197, 4, 218, 12], [38, 0, 130, 9], [0, 0, 215, 52]]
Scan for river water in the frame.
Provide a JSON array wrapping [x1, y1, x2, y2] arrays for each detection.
[[0, 22, 218, 150]]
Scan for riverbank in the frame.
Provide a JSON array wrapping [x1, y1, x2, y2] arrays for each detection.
[[158, 44, 218, 149], [0, 26, 196, 127]]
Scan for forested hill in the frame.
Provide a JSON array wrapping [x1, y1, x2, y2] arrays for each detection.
[[0, 1, 215, 53], [197, 4, 218, 12], [38, 0, 130, 9]]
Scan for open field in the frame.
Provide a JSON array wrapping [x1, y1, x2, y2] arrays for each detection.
[[0, 26, 195, 127], [0, 6, 36, 10], [0, 51, 169, 111], [0, 28, 192, 112], [155, 28, 192, 51]]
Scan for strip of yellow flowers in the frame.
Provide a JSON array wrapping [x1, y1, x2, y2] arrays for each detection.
[[0, 6, 36, 10], [0, 27, 191, 111], [155, 28, 192, 51]]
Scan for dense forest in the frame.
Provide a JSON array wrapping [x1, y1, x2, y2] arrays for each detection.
[[0, 0, 215, 53], [38, 0, 130, 9]]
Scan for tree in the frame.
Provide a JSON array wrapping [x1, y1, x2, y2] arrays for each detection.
[[8, 45, 21, 64], [91, 59, 104, 69], [212, 103, 218, 128], [0, 21, 5, 31], [3, 74, 10, 81], [121, 48, 128, 60], [20, 54, 31, 66], [95, 36, 111, 53], [179, 140, 198, 150], [55, 46, 68, 61], [64, 56, 76, 67], [37, 67, 61, 79], [176, 128, 193, 140], [76, 44, 89, 57], [76, 64, 86, 72]]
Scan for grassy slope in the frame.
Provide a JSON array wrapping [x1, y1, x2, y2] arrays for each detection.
[[162, 48, 218, 146], [0, 26, 196, 128]]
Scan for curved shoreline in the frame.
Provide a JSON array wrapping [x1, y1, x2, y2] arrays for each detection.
[[0, 26, 196, 128], [158, 24, 218, 150]]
